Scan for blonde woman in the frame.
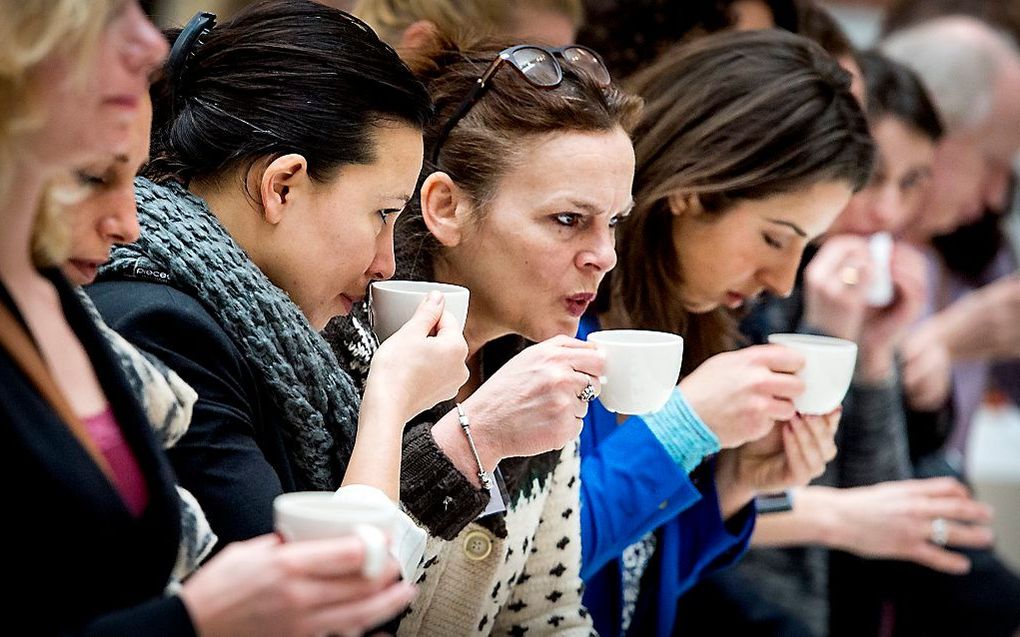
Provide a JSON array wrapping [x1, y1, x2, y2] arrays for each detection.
[[1, 2, 417, 635]]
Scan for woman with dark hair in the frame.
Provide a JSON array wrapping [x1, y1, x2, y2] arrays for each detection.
[[89, 0, 470, 579], [678, 50, 1005, 637], [332, 32, 643, 633], [574, 30, 874, 637]]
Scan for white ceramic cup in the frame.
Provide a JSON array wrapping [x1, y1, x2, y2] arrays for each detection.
[[274, 490, 396, 578], [767, 333, 858, 415], [369, 280, 469, 341], [587, 329, 684, 414], [867, 232, 894, 307]]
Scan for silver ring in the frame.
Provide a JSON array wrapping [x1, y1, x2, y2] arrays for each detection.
[[578, 378, 598, 403], [930, 517, 950, 547]]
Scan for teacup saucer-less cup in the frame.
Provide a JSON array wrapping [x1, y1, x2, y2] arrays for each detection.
[[767, 333, 858, 415]]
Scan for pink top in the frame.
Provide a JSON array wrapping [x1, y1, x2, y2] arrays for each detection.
[[83, 407, 149, 517]]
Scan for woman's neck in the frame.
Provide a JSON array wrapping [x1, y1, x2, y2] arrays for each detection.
[[0, 166, 49, 287]]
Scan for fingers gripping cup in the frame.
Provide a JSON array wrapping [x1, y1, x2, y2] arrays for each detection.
[[369, 280, 470, 341], [587, 329, 684, 414], [274, 490, 397, 579], [767, 333, 858, 415]]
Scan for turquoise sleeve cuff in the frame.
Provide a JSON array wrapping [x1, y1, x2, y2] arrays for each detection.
[[640, 388, 721, 474]]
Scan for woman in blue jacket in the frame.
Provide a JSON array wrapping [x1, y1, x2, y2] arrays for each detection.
[[577, 30, 876, 637]]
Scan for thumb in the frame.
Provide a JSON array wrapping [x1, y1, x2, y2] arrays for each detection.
[[433, 307, 464, 338], [401, 291, 445, 336]]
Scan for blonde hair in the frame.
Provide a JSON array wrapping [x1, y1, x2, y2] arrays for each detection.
[[0, 0, 120, 264], [353, 0, 583, 46]]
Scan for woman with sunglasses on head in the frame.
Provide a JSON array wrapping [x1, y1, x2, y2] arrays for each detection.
[[88, 0, 472, 583], [325, 33, 640, 634], [573, 30, 874, 637]]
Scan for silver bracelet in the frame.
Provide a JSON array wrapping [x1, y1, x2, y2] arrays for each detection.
[[455, 402, 492, 490]]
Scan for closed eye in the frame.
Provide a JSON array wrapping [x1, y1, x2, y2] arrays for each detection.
[[75, 170, 107, 187], [762, 233, 784, 250]]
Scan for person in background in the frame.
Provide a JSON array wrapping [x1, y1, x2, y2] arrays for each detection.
[[354, 0, 584, 50]]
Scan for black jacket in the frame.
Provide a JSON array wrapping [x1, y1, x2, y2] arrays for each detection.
[[1, 272, 193, 635], [89, 279, 302, 548]]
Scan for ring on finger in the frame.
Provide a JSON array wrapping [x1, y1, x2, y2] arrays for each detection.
[[930, 517, 950, 547], [578, 377, 599, 403], [839, 265, 861, 287]]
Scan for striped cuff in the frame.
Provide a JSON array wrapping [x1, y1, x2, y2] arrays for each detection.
[[641, 388, 721, 474]]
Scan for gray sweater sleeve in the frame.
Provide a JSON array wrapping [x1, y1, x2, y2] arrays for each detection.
[[834, 376, 913, 487]]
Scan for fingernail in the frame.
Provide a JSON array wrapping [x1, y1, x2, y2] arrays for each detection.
[[427, 290, 442, 304]]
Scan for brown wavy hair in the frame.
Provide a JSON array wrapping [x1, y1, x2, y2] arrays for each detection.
[[600, 29, 874, 375]]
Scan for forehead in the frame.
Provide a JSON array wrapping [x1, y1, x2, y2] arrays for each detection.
[[493, 128, 635, 204]]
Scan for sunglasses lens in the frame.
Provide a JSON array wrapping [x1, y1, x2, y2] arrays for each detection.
[[510, 47, 561, 86], [563, 47, 611, 86]]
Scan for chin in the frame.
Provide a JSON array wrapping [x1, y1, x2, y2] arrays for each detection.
[[682, 298, 719, 314], [527, 316, 581, 342]]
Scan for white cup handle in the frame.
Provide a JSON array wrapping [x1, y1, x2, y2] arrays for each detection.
[[353, 524, 388, 579]]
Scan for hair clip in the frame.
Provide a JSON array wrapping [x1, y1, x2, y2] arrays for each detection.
[[166, 11, 217, 114]]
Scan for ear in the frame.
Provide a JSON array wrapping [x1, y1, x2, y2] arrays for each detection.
[[400, 20, 440, 53], [420, 171, 470, 247], [259, 153, 309, 225], [667, 192, 702, 218]]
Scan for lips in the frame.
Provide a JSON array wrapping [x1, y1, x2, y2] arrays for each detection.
[[68, 259, 101, 285], [724, 291, 746, 309], [564, 292, 596, 318]]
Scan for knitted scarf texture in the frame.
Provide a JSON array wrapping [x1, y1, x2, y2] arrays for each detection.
[[101, 177, 359, 490]]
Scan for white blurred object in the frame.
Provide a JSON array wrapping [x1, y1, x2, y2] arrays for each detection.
[[867, 232, 895, 307], [966, 396, 1020, 572]]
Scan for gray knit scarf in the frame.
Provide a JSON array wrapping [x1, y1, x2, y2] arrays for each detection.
[[100, 177, 359, 490]]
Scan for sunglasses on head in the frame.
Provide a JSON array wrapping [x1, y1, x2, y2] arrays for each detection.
[[430, 44, 612, 166]]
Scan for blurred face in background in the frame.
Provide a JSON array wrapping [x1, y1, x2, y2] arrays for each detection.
[[829, 115, 935, 237]]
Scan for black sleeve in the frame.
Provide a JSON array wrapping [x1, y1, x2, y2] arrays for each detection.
[[90, 281, 283, 546], [78, 595, 196, 637]]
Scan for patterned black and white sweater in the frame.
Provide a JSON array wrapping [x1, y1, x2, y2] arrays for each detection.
[[326, 318, 596, 636]]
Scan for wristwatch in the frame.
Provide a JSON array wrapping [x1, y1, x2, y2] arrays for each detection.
[[755, 490, 795, 514]]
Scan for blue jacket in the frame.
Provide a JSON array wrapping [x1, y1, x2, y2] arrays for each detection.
[[577, 314, 755, 637]]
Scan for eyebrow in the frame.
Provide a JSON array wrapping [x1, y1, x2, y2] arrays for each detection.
[[113, 153, 131, 164], [766, 217, 807, 238], [570, 198, 636, 216]]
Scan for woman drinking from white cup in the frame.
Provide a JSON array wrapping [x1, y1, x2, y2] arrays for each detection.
[[577, 30, 873, 637], [330, 33, 641, 633], [89, 0, 468, 584]]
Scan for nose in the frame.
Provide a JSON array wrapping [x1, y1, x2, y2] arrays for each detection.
[[576, 226, 617, 273], [368, 223, 397, 281], [757, 253, 800, 298], [869, 184, 901, 232], [100, 194, 141, 244], [120, 3, 169, 75]]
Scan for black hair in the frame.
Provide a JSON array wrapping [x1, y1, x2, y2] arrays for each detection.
[[858, 49, 944, 141], [146, 0, 432, 188]]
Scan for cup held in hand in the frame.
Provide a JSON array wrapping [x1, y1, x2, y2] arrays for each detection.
[[867, 232, 894, 307], [767, 333, 857, 415], [273, 491, 395, 578], [370, 280, 469, 341], [587, 329, 684, 414]]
